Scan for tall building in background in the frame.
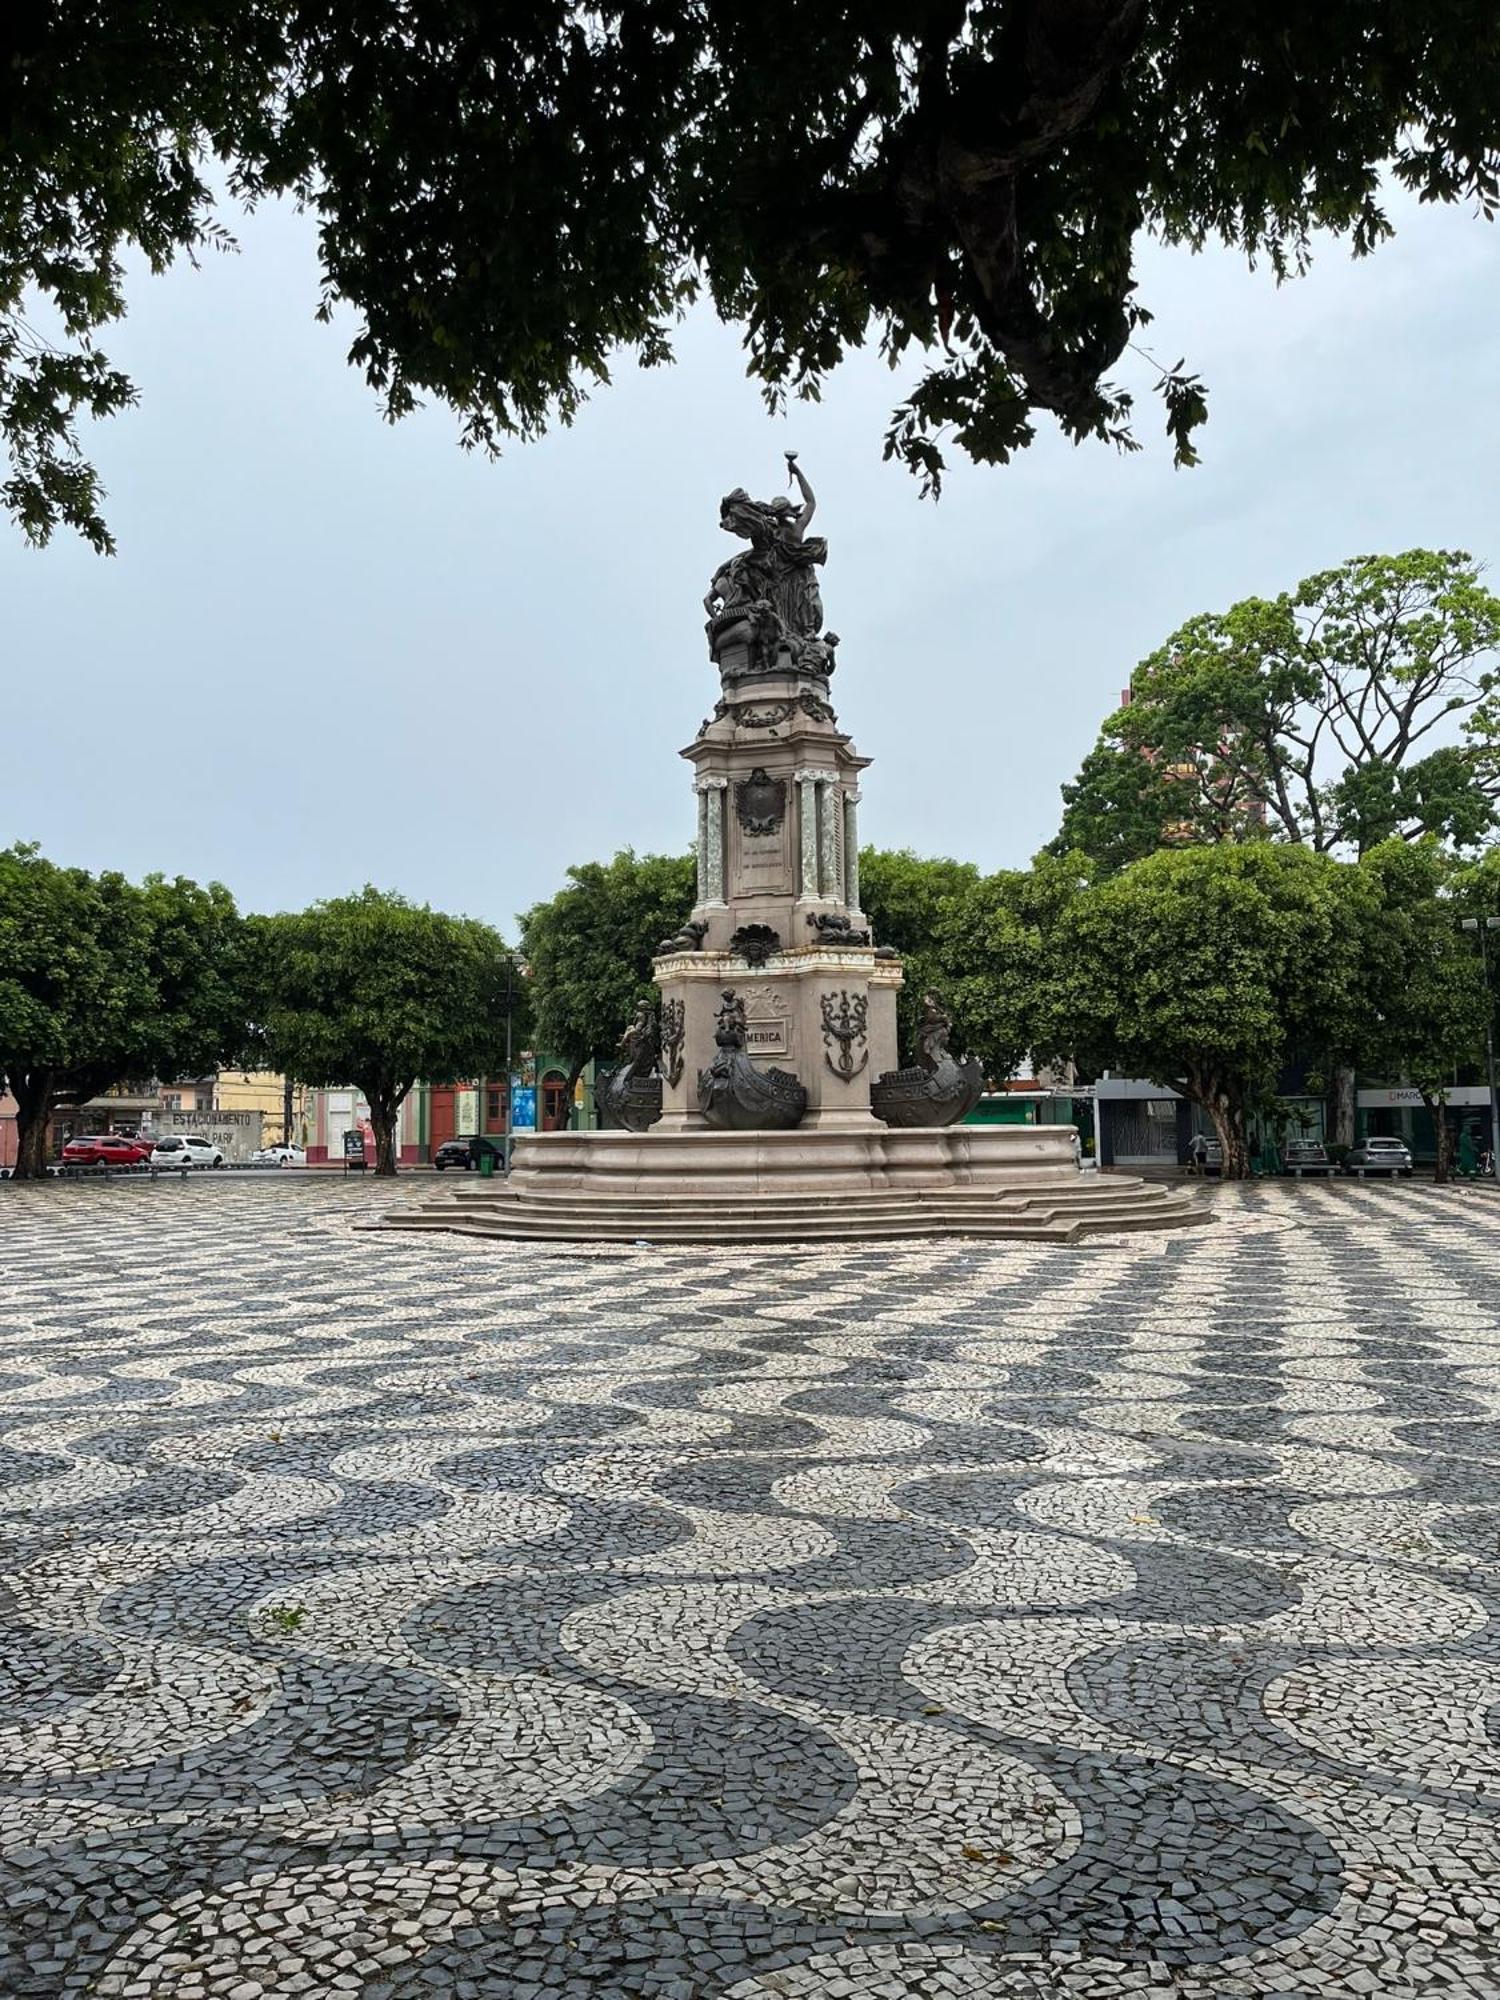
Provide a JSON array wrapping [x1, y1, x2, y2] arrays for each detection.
[[1118, 680, 1267, 843]]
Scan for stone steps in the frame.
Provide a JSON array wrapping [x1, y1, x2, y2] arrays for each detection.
[[449, 1182, 1146, 1214], [373, 1176, 1205, 1244]]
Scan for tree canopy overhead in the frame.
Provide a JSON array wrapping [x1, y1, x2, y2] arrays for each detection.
[[7, 2, 1500, 548]]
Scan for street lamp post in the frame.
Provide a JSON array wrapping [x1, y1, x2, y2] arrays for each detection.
[[1461, 917, 1500, 1173], [502, 952, 516, 1175]]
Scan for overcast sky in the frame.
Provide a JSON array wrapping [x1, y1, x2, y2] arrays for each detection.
[[5, 186, 1498, 937]]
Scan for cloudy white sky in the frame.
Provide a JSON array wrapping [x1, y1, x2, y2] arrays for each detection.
[[5, 185, 1498, 938]]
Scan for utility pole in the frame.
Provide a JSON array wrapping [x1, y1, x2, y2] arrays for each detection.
[[502, 953, 515, 1175], [1461, 916, 1500, 1173]]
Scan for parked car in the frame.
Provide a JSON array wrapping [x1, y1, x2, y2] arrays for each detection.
[[1345, 1136, 1413, 1177], [1284, 1141, 1337, 1177], [249, 1144, 306, 1167], [150, 1134, 226, 1169], [433, 1137, 507, 1171], [61, 1133, 152, 1168]]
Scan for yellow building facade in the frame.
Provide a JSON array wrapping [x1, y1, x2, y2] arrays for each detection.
[[213, 1071, 305, 1143]]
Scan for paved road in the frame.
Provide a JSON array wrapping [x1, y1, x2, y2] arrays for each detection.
[[2, 1176, 1499, 1997]]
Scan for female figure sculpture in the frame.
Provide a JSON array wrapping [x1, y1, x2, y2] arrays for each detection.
[[765, 454, 825, 639], [704, 455, 831, 678]]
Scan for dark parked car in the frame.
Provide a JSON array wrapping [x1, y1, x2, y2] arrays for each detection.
[[433, 1136, 505, 1171], [61, 1133, 152, 1168]]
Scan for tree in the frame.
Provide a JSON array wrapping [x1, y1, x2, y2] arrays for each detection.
[[0, 847, 250, 1177], [519, 851, 696, 1111], [1448, 843, 1500, 1162], [928, 875, 1039, 1087], [130, 872, 253, 1084], [252, 888, 514, 1175], [1032, 844, 1364, 1178], [1056, 551, 1500, 868], [8, 7, 1500, 549], [1049, 742, 1209, 878], [858, 848, 980, 1053], [918, 851, 1091, 1083], [1354, 841, 1489, 1183], [0, 846, 151, 1177]]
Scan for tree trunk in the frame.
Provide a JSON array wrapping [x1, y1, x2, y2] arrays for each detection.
[[1422, 1091, 1451, 1184], [1329, 1064, 1357, 1150], [1197, 1077, 1251, 1181], [368, 1101, 398, 1177], [10, 1073, 53, 1181], [362, 1080, 411, 1178]]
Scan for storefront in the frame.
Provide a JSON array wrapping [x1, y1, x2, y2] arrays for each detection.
[[1094, 1078, 1192, 1169], [1094, 1074, 1326, 1170], [303, 1061, 598, 1164], [1358, 1083, 1495, 1164], [965, 1086, 1087, 1133], [302, 1088, 424, 1165]]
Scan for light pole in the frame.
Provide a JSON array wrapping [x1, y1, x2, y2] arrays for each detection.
[[1461, 916, 1500, 1173], [501, 952, 516, 1175]]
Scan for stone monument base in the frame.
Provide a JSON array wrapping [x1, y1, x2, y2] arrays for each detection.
[[371, 1126, 1206, 1244]]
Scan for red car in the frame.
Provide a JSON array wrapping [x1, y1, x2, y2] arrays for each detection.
[[61, 1133, 153, 1168]]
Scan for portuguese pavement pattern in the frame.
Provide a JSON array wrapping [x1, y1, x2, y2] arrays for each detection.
[[2, 1175, 1500, 1997]]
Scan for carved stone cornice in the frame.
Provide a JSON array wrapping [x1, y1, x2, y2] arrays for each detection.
[[655, 947, 885, 981]]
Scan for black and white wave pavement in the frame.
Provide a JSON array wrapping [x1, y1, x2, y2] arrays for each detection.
[[2, 1175, 1500, 1997]]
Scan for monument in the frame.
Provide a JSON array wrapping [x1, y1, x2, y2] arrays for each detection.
[[379, 459, 1201, 1242]]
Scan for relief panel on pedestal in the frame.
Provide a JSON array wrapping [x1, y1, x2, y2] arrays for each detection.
[[732, 765, 792, 897], [743, 989, 792, 1061]]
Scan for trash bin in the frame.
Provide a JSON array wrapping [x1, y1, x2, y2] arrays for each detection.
[[479, 1149, 495, 1178]]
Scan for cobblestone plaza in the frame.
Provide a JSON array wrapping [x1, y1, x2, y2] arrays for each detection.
[[3, 1177, 1500, 1997]]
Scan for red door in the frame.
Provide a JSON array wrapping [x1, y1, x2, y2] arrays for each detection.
[[429, 1087, 457, 1154]]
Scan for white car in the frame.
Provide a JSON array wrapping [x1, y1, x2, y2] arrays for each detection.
[[1345, 1136, 1414, 1177], [250, 1144, 307, 1167], [150, 1134, 225, 1169]]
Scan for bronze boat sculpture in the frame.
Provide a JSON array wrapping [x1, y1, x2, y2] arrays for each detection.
[[597, 1002, 664, 1133], [871, 992, 984, 1129], [698, 989, 807, 1131]]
